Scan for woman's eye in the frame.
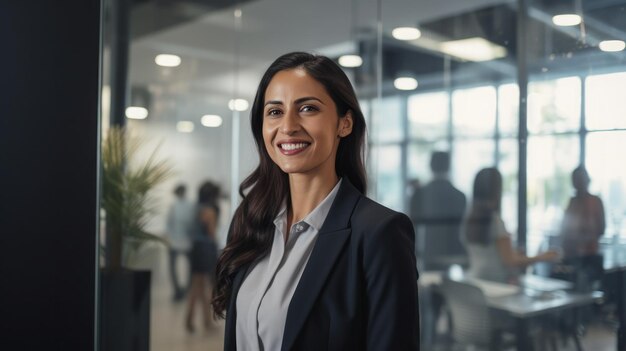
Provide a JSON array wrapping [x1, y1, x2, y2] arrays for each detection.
[[267, 109, 282, 116], [300, 105, 318, 113]]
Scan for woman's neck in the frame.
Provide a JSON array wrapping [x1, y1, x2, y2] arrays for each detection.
[[287, 172, 339, 227]]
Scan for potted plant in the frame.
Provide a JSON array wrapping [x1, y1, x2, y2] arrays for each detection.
[[100, 126, 172, 351]]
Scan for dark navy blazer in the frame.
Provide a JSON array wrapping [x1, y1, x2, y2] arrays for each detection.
[[224, 179, 420, 351]]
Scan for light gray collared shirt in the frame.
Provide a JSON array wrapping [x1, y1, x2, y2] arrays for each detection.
[[235, 179, 342, 351]]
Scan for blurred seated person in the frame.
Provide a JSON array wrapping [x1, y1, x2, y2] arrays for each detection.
[[409, 151, 467, 270], [559, 166, 605, 260], [463, 168, 559, 284]]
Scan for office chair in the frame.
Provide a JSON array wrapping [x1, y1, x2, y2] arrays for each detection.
[[440, 279, 516, 350]]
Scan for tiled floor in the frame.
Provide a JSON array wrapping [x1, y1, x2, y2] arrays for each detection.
[[149, 249, 225, 351]]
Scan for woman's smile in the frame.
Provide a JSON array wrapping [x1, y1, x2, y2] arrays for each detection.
[[277, 140, 311, 155]]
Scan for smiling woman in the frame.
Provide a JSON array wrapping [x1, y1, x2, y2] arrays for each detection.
[[262, 68, 353, 178], [212, 52, 420, 351]]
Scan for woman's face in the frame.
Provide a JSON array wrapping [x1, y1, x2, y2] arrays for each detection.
[[262, 68, 353, 177]]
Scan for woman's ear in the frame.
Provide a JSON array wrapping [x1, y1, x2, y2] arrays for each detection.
[[338, 110, 354, 138]]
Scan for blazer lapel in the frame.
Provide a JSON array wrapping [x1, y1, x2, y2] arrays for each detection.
[[224, 264, 250, 351], [281, 179, 362, 351]]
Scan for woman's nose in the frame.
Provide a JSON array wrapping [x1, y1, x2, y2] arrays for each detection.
[[280, 111, 301, 135]]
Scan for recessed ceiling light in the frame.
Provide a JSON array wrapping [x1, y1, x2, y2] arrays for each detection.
[[552, 14, 582, 26], [155, 54, 181, 67], [201, 114, 223, 127], [392, 27, 421, 41], [125, 106, 148, 119], [394, 77, 418, 90], [176, 121, 194, 133], [338, 55, 363, 68], [228, 98, 249, 111], [599, 40, 625, 52], [440, 37, 507, 62]]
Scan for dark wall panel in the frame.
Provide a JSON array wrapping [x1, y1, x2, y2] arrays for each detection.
[[0, 1, 100, 349]]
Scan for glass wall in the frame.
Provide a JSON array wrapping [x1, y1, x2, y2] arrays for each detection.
[[99, 0, 626, 350]]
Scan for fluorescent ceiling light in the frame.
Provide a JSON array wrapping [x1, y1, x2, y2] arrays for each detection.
[[338, 55, 363, 68], [440, 37, 507, 62], [552, 14, 582, 26], [228, 98, 249, 111], [125, 106, 148, 119], [155, 54, 181, 67], [201, 114, 223, 127], [392, 27, 421, 41], [394, 77, 418, 90], [176, 121, 194, 133], [599, 40, 625, 52]]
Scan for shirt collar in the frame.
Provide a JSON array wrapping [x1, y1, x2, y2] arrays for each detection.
[[273, 178, 343, 233]]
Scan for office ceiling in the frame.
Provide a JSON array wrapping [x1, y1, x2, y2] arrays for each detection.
[[112, 0, 626, 122]]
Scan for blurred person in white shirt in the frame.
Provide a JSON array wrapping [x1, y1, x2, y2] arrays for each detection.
[[166, 184, 193, 301]]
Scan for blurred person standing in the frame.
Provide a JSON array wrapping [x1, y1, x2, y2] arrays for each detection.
[[560, 166, 606, 259], [166, 184, 193, 302], [185, 181, 220, 332], [409, 151, 466, 270]]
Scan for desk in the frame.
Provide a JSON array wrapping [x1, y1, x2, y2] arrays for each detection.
[[488, 291, 602, 351], [520, 274, 573, 292], [419, 272, 600, 351]]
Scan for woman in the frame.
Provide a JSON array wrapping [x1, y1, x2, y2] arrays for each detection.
[[463, 168, 558, 284], [185, 181, 220, 332], [560, 166, 605, 259], [212, 52, 420, 350]]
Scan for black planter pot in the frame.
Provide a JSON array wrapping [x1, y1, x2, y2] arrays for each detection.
[[99, 269, 151, 351]]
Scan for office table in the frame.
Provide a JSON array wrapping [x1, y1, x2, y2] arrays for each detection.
[[488, 289, 602, 350], [419, 272, 600, 351]]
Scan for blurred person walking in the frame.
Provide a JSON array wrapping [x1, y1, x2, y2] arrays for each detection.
[[165, 184, 193, 302], [185, 181, 220, 332]]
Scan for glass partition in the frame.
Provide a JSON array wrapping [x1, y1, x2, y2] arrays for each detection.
[[99, 0, 626, 350]]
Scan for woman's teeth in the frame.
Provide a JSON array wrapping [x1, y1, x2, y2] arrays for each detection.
[[281, 143, 308, 151]]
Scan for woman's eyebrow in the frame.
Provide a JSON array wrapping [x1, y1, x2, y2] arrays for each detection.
[[264, 96, 325, 107], [265, 100, 282, 107], [294, 96, 325, 105]]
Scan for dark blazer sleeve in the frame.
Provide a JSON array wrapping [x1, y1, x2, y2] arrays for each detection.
[[363, 212, 420, 350]]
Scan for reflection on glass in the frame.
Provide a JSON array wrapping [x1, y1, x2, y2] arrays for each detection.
[[527, 77, 580, 134], [97, 0, 626, 349], [586, 72, 626, 130], [408, 92, 449, 140], [452, 86, 496, 137]]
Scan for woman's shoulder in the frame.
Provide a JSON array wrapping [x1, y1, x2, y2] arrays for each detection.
[[351, 195, 413, 234]]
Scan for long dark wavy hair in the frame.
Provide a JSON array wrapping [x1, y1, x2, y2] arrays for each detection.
[[212, 52, 367, 317], [465, 167, 502, 246]]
